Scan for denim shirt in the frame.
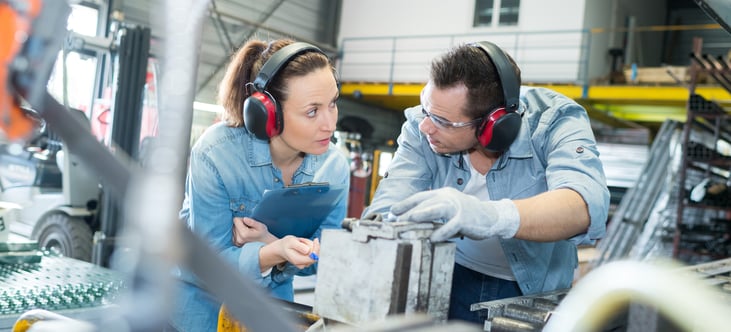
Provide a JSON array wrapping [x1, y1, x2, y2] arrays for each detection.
[[171, 122, 350, 332], [363, 86, 609, 296]]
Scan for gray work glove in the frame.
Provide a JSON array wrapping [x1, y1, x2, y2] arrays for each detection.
[[390, 187, 520, 242]]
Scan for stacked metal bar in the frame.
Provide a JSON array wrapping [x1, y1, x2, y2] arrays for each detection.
[[473, 257, 731, 331], [591, 52, 731, 267], [591, 119, 683, 267], [470, 289, 566, 332]]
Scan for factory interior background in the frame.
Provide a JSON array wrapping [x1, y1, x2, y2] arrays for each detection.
[[1, 0, 731, 331]]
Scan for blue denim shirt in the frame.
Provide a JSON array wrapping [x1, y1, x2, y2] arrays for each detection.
[[363, 86, 609, 296], [170, 122, 350, 332]]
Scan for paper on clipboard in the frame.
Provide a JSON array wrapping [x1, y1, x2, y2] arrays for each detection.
[[251, 182, 347, 239]]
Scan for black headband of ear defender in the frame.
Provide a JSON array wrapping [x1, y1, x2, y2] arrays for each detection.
[[252, 42, 324, 92], [469, 41, 522, 152], [471, 41, 520, 112]]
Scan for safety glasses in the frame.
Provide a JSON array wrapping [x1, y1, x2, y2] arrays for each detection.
[[421, 107, 483, 130]]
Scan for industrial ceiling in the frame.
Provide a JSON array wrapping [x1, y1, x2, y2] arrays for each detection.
[[116, 0, 341, 104]]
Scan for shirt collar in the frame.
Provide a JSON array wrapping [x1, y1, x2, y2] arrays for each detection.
[[246, 133, 319, 176]]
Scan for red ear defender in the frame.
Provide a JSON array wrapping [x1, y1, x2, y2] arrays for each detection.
[[243, 90, 281, 140], [477, 107, 521, 152]]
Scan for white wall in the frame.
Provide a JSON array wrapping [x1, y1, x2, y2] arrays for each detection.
[[339, 0, 587, 38], [519, 0, 585, 31], [337, 0, 594, 84], [337, 0, 674, 85], [584, 0, 614, 83], [339, 1, 477, 37]]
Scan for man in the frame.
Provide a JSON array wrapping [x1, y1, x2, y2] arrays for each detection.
[[362, 41, 609, 324]]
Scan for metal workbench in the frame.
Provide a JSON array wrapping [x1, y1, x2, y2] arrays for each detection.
[[0, 254, 125, 330]]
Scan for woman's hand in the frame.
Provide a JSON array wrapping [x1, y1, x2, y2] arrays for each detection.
[[232, 217, 277, 246], [259, 236, 320, 270]]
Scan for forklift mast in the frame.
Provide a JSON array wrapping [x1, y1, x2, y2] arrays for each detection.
[[95, 26, 152, 267]]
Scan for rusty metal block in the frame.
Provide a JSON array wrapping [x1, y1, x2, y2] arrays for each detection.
[[313, 220, 455, 325]]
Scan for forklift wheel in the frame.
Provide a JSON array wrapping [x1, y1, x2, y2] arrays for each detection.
[[35, 213, 93, 262]]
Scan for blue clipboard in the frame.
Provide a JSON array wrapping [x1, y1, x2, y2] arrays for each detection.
[[251, 182, 347, 239]]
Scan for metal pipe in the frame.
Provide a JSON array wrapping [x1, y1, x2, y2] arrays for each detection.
[[692, 53, 731, 91], [530, 298, 557, 311], [702, 54, 731, 87], [489, 316, 541, 332], [502, 304, 550, 325], [593, 120, 679, 266], [544, 260, 731, 332]]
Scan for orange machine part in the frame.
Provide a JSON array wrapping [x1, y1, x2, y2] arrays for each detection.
[[0, 0, 41, 141]]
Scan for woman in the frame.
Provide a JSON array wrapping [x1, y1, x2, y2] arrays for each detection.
[[170, 38, 349, 331]]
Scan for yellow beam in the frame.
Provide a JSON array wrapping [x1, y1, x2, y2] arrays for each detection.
[[585, 86, 731, 105], [591, 104, 688, 123], [340, 82, 731, 123], [340, 82, 423, 96]]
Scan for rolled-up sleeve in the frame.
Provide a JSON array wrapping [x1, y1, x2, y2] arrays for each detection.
[[541, 103, 610, 245]]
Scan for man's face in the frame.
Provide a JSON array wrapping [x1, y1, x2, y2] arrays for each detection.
[[418, 81, 481, 154]]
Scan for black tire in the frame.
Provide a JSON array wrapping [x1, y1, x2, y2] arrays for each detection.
[[34, 213, 93, 262]]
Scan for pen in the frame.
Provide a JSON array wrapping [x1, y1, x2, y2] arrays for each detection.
[[309, 243, 319, 261]]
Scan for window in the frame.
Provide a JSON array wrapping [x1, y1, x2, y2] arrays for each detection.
[[498, 0, 520, 26], [474, 0, 521, 27], [47, 4, 101, 113]]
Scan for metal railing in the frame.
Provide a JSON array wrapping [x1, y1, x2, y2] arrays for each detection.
[[339, 29, 591, 90], [337, 24, 727, 97]]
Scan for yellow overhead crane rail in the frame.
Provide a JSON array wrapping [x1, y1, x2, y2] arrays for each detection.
[[589, 23, 723, 33], [340, 82, 731, 124]]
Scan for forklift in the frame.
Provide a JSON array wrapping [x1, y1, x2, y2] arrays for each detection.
[[0, 1, 154, 265], [0, 106, 99, 261]]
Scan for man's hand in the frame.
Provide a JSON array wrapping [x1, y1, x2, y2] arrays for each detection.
[[232, 217, 277, 246], [390, 187, 520, 242]]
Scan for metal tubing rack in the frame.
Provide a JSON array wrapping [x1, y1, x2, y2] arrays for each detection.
[[473, 257, 731, 332]]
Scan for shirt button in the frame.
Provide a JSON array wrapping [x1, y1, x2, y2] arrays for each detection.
[[239, 204, 245, 211], [457, 178, 464, 185], [576, 146, 584, 153], [274, 178, 280, 182], [383, 172, 389, 178]]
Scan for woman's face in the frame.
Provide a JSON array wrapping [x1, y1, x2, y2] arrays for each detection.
[[278, 67, 339, 155]]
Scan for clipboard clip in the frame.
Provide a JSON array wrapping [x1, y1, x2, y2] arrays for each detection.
[[284, 182, 331, 196], [286, 182, 329, 188]]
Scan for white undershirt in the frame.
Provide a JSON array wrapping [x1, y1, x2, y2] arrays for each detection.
[[453, 154, 516, 281]]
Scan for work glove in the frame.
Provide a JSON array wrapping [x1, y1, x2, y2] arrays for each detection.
[[390, 187, 520, 242]]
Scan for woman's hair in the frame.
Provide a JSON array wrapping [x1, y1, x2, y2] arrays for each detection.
[[218, 38, 334, 127], [430, 43, 521, 120]]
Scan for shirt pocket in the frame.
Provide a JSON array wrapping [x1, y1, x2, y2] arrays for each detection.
[[492, 163, 547, 199], [229, 197, 258, 218]]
